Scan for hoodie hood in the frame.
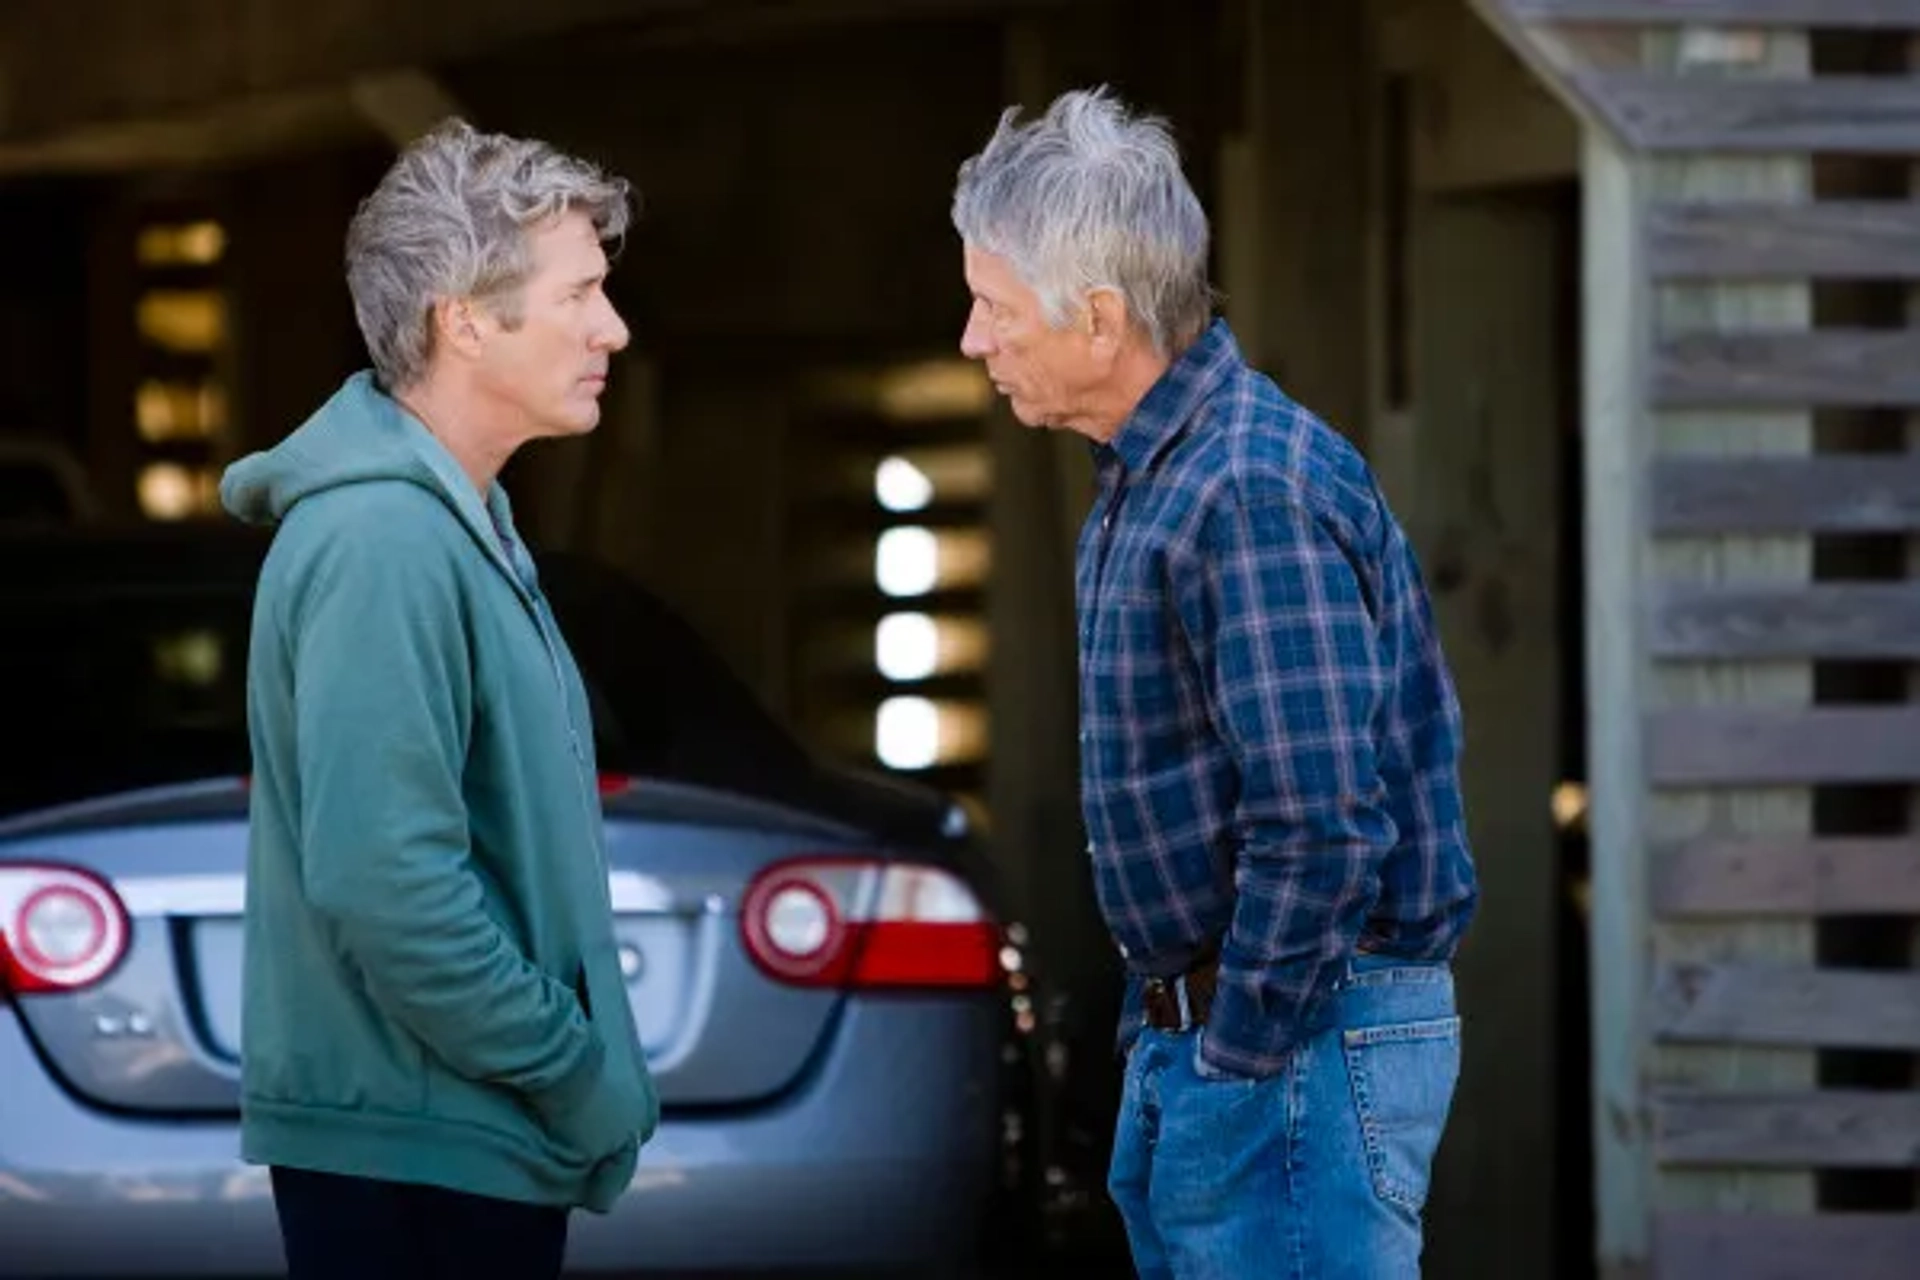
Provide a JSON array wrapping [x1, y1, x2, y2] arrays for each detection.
[[220, 371, 520, 579]]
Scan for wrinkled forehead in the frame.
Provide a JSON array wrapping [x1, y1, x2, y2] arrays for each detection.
[[962, 243, 1036, 305]]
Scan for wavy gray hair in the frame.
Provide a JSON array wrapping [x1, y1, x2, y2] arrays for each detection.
[[345, 118, 635, 391], [952, 87, 1212, 356]]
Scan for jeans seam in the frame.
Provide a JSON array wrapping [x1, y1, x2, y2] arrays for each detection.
[[1344, 1016, 1461, 1048], [1344, 1035, 1408, 1213], [1285, 1039, 1309, 1280], [1340, 967, 1452, 991], [1342, 1022, 1453, 1219]]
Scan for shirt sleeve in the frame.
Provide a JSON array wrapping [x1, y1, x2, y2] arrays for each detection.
[[1175, 483, 1396, 1077]]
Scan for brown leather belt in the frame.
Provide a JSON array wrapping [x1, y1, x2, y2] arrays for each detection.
[[1141, 954, 1219, 1031]]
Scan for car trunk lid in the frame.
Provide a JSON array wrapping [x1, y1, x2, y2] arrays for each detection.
[[0, 778, 993, 1115]]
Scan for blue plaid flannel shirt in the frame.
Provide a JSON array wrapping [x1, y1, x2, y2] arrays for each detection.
[[1076, 319, 1479, 1079]]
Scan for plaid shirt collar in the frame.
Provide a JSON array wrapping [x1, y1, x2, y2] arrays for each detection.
[[1100, 318, 1241, 475]]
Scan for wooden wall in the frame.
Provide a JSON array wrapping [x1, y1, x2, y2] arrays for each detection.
[[1477, 2, 1920, 1277]]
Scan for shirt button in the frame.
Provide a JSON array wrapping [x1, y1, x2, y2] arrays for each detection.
[[1085, 841, 1095, 856]]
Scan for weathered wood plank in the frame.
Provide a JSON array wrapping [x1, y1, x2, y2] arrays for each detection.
[[1654, 331, 1920, 409], [1647, 202, 1920, 281], [1638, 25, 1817, 1231], [1654, 1212, 1920, 1280], [1648, 706, 1920, 785], [1653, 582, 1920, 658], [1653, 837, 1920, 916], [1650, 455, 1920, 534], [1655, 1088, 1920, 1167], [1652, 964, 1920, 1050], [1573, 73, 1920, 153], [1509, 0, 1920, 25]]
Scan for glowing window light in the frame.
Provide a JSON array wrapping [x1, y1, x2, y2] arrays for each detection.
[[875, 457, 934, 513], [876, 696, 941, 771], [138, 463, 208, 521], [876, 526, 939, 597], [875, 612, 939, 682], [137, 290, 227, 355], [875, 360, 993, 421], [136, 221, 226, 267]]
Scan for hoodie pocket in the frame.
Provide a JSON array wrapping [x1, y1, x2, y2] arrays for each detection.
[[574, 961, 594, 1020]]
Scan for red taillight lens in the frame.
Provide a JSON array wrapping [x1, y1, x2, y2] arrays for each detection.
[[740, 857, 1000, 990], [0, 866, 131, 995]]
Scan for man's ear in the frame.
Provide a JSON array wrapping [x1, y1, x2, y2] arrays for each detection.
[[434, 296, 487, 360], [1085, 287, 1130, 358]]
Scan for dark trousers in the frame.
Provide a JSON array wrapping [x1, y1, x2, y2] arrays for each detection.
[[271, 1165, 570, 1280]]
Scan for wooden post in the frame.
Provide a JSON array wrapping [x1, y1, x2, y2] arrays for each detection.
[[1907, 28, 1920, 1223], [1580, 120, 1656, 1279]]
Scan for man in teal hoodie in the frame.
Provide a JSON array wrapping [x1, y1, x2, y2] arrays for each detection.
[[218, 119, 658, 1279]]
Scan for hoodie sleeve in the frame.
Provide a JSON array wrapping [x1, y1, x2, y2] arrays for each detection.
[[285, 514, 625, 1156]]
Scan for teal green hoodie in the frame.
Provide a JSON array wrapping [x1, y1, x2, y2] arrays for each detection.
[[221, 371, 658, 1214]]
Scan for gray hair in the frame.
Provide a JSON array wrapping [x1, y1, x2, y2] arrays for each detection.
[[951, 86, 1212, 356], [345, 118, 635, 391]]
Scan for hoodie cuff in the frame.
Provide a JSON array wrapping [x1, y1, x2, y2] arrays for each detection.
[[533, 1037, 654, 1164]]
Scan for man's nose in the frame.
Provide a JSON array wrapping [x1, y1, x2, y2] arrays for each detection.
[[596, 298, 631, 353], [960, 309, 992, 360]]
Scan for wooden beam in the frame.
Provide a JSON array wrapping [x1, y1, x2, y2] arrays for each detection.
[[1653, 837, 1920, 917], [1653, 331, 1920, 409], [1651, 455, 1920, 535], [0, 0, 1071, 143], [1647, 202, 1920, 281], [347, 69, 466, 149], [0, 0, 675, 142], [1648, 706, 1920, 786], [1653, 964, 1920, 1051], [0, 86, 373, 175], [1573, 73, 1920, 153], [1653, 582, 1920, 659], [1654, 1212, 1920, 1280], [1508, 0, 1920, 26], [1655, 1088, 1920, 1168]]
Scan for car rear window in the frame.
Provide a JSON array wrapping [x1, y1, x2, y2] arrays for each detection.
[[0, 581, 256, 817], [0, 535, 809, 819]]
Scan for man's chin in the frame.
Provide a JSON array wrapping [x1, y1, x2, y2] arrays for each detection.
[[1005, 398, 1053, 430], [551, 402, 602, 436]]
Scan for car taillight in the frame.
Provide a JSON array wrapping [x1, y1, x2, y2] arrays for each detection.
[[740, 856, 1000, 990], [0, 865, 131, 996]]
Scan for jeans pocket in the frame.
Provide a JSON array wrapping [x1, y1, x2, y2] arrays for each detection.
[[1340, 1016, 1461, 1216]]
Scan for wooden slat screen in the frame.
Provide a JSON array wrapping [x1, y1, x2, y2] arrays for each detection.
[[1480, 1, 1920, 1272]]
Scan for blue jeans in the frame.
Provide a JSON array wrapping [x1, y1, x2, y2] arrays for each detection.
[[1107, 955, 1460, 1279]]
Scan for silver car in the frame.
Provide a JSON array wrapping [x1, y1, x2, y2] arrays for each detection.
[[0, 529, 1025, 1277]]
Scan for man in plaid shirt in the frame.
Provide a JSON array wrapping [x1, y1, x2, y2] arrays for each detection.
[[953, 87, 1479, 1277]]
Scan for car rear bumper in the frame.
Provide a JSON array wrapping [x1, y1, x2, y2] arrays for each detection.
[[0, 996, 1004, 1277]]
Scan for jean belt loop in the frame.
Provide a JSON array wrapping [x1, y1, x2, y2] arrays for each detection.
[[1175, 975, 1193, 1030]]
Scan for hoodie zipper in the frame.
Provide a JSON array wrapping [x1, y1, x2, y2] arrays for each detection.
[[488, 522, 618, 903]]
